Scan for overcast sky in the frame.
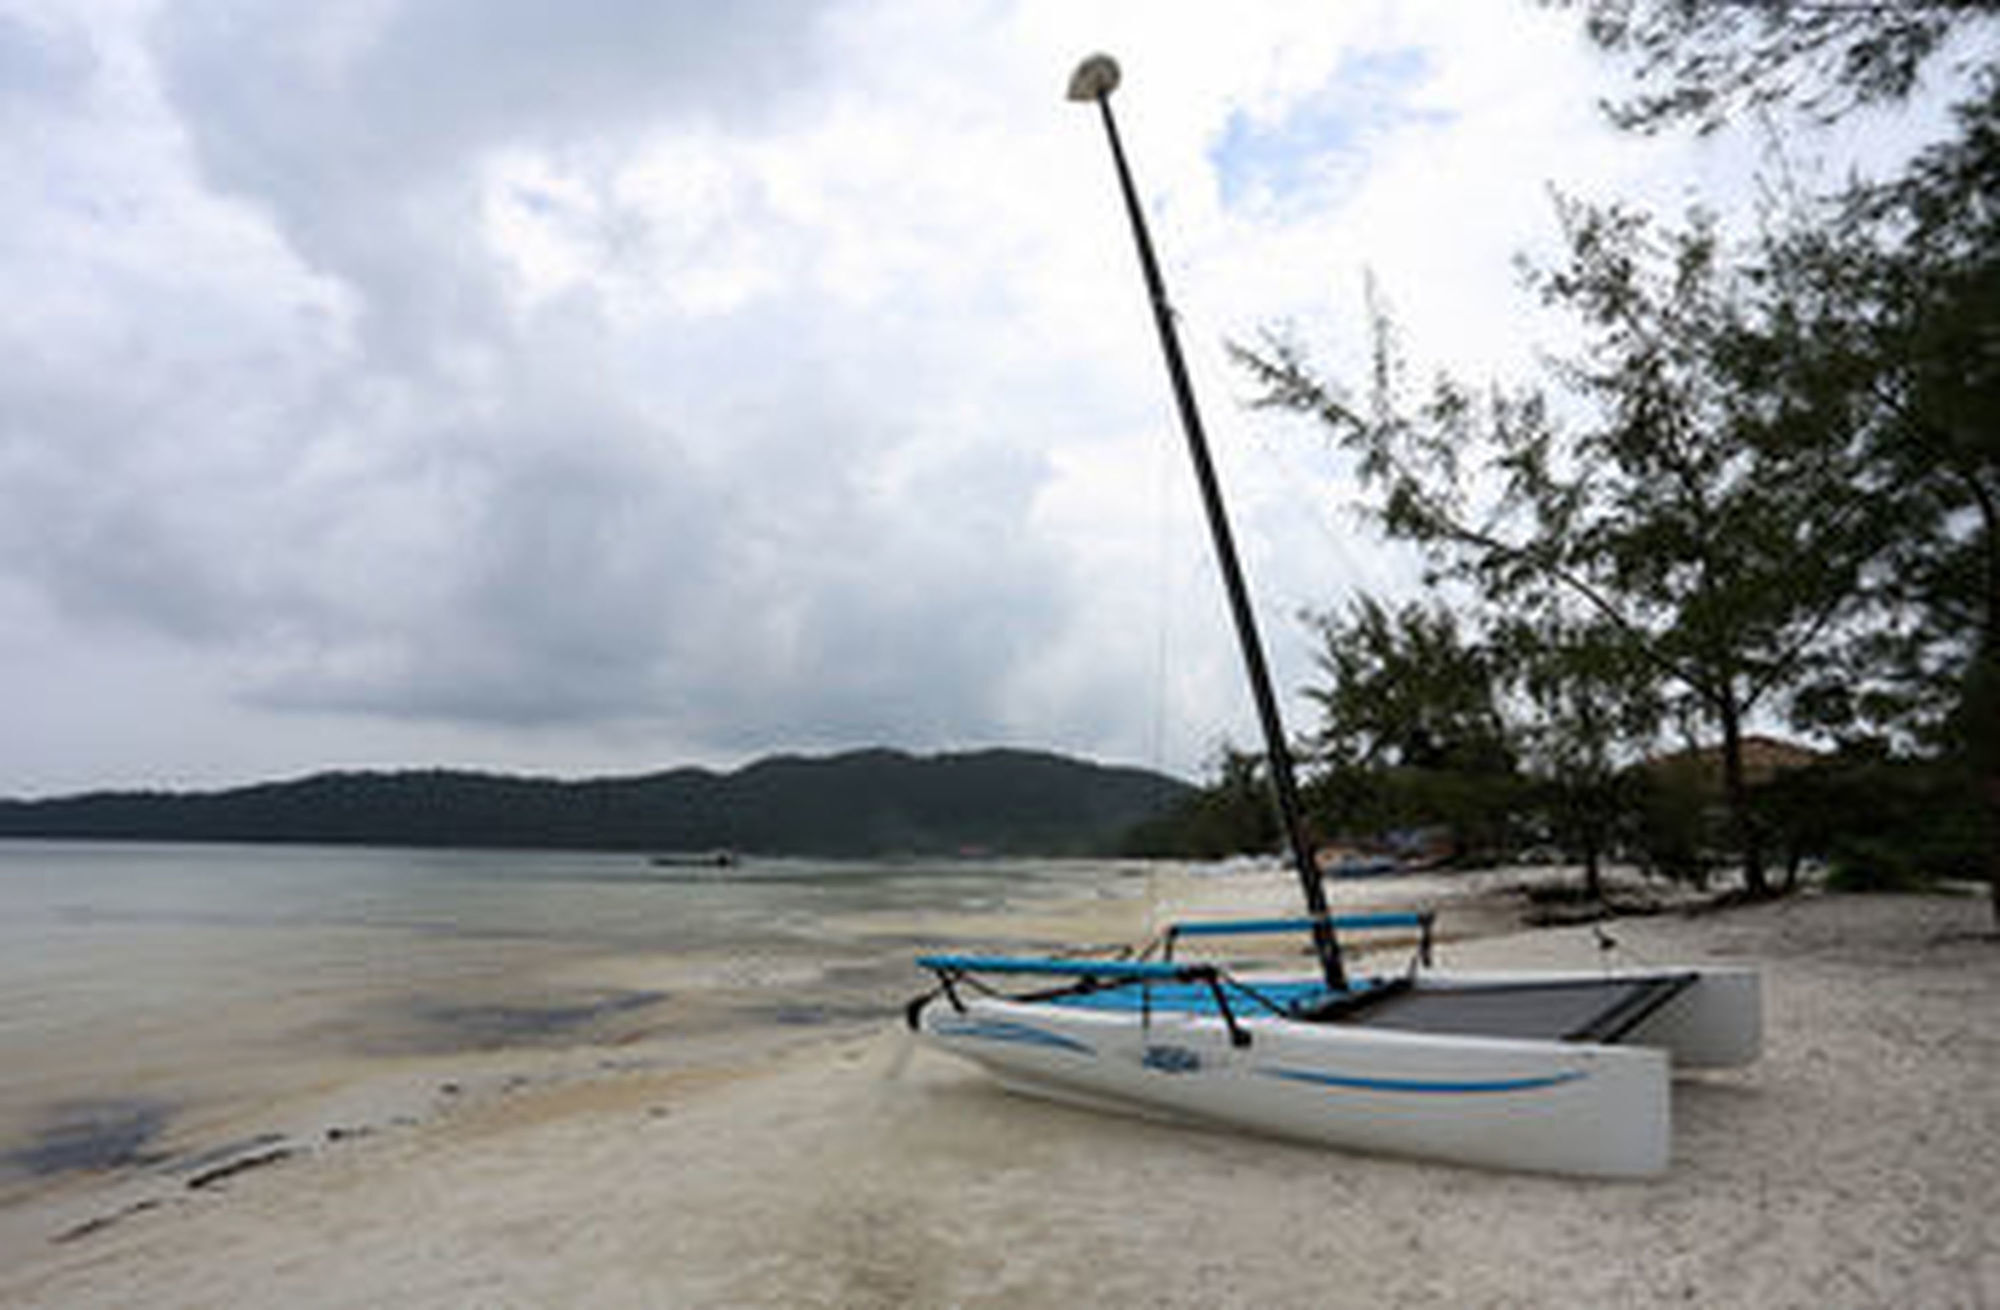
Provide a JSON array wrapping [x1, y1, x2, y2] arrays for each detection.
[[0, 1, 1969, 794]]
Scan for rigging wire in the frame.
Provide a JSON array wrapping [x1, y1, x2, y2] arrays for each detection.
[[1146, 378, 1177, 939]]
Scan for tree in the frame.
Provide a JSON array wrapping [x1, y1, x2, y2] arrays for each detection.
[[1773, 81, 2000, 914], [1564, 0, 1999, 919], [1121, 745, 1279, 860], [1299, 596, 1666, 892], [1300, 595, 1523, 864], [1238, 198, 1881, 897], [1304, 596, 1513, 775], [1558, 0, 1995, 133], [1498, 615, 1662, 898]]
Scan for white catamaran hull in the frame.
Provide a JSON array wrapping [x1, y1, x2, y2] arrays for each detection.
[[917, 967, 1758, 1178]]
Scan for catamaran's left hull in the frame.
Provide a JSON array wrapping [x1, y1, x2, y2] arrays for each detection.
[[916, 968, 1757, 1178]]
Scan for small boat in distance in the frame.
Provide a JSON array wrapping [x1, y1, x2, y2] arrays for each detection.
[[906, 54, 1762, 1178], [1322, 852, 1400, 879], [648, 850, 737, 870]]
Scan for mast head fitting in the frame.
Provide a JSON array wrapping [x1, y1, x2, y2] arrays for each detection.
[[1067, 54, 1120, 103]]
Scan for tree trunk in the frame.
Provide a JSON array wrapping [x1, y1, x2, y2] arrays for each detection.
[[1979, 582, 2000, 932], [1966, 468, 2000, 931], [1718, 696, 1768, 897], [1985, 770, 1998, 931], [1582, 840, 1604, 903], [1976, 492, 1992, 932]]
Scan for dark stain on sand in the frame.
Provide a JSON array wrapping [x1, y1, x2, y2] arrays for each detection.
[[357, 988, 671, 1054], [756, 1000, 889, 1027], [3, 1098, 173, 1176]]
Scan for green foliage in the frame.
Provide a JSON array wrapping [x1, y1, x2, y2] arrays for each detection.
[[1500, 617, 1660, 895], [1627, 758, 1719, 887], [1120, 746, 1278, 860], [1303, 597, 1513, 773], [1559, 0, 2000, 919], [1205, 6, 2000, 898], [1293, 595, 1531, 868], [1745, 82, 2000, 755], [1762, 751, 1987, 891], [1730, 76, 2000, 910], [1239, 196, 1881, 894], [1299, 763, 1530, 869], [1557, 0, 1991, 133]]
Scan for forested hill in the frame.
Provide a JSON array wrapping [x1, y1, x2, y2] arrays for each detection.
[[0, 748, 1191, 857]]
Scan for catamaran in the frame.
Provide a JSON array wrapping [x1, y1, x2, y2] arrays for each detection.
[[905, 55, 1760, 1179]]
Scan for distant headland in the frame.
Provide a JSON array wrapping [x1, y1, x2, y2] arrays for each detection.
[[0, 748, 1191, 858]]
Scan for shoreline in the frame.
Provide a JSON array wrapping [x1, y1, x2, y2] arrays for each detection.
[[2, 872, 1995, 1308]]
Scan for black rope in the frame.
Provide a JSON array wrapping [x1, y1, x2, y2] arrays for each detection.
[[1218, 977, 1314, 1020]]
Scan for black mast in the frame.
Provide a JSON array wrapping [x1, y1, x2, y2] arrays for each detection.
[[1067, 55, 1345, 991]]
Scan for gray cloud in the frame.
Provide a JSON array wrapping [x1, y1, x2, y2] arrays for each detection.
[[0, 11, 94, 111], [151, 0, 833, 190], [0, 0, 1083, 784], [14, 2, 1871, 792], [149, 0, 834, 368], [129, 5, 934, 716]]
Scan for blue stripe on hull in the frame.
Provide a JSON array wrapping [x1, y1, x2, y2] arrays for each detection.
[[1257, 1065, 1588, 1095], [933, 1018, 1095, 1056]]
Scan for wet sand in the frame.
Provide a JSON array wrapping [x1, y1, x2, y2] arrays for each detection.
[[1, 873, 1994, 1309]]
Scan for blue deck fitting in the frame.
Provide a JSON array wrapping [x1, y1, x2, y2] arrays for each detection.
[[915, 955, 1193, 981], [1163, 911, 1434, 967], [1166, 912, 1429, 938]]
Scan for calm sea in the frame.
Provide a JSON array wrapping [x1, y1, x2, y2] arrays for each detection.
[[0, 839, 1146, 1206]]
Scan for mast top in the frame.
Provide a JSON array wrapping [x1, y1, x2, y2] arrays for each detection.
[[1067, 54, 1120, 103]]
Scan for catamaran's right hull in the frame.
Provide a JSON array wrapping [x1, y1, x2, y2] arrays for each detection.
[[918, 968, 1758, 1178]]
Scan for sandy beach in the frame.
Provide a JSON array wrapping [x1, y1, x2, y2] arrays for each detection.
[[1, 873, 1993, 1309]]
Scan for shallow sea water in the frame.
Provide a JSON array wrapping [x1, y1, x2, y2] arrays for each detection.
[[0, 839, 1150, 1205]]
